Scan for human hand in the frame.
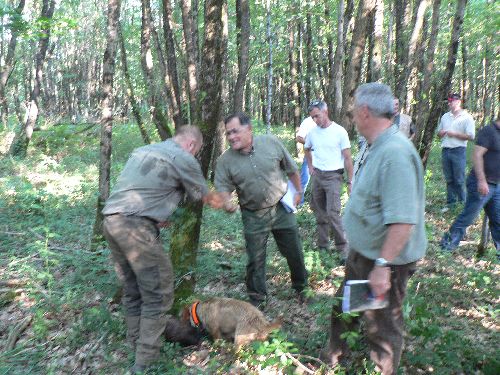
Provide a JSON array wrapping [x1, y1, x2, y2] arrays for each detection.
[[157, 221, 172, 228], [477, 180, 490, 196], [223, 200, 238, 213], [438, 130, 447, 138], [293, 192, 302, 207], [368, 266, 391, 297]]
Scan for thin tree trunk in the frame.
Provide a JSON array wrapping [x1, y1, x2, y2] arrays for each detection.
[[140, 0, 172, 140], [461, 41, 468, 107], [393, 0, 411, 100], [9, 0, 55, 157], [161, 0, 184, 128], [170, 0, 227, 310], [181, 0, 199, 124], [265, 0, 273, 133], [341, 0, 376, 133], [330, 0, 345, 122], [289, 11, 300, 132], [304, 11, 313, 107], [232, 0, 250, 113], [414, 0, 441, 146], [0, 0, 26, 127], [418, 0, 467, 166], [481, 43, 491, 126], [369, 0, 383, 82], [90, 0, 122, 250], [385, 0, 394, 84], [118, 22, 150, 144]]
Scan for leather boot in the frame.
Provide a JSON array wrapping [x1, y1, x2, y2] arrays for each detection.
[[134, 316, 167, 369], [125, 315, 141, 351]]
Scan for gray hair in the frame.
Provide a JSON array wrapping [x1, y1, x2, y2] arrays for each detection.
[[308, 99, 327, 113], [175, 124, 203, 144], [354, 83, 394, 119]]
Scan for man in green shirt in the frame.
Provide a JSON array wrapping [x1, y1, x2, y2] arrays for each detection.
[[320, 83, 427, 374], [215, 113, 308, 307], [102, 125, 222, 373]]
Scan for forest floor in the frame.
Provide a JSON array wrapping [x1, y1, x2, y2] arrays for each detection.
[[0, 122, 498, 375]]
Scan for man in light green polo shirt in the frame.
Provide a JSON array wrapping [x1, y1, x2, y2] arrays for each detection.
[[320, 83, 427, 374], [215, 113, 308, 308]]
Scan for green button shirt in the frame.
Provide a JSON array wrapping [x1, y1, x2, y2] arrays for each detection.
[[103, 139, 208, 222], [215, 134, 298, 211], [343, 126, 427, 265]]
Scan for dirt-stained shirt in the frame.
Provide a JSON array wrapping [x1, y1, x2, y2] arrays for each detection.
[[215, 134, 298, 211], [102, 139, 208, 222], [343, 125, 427, 265]]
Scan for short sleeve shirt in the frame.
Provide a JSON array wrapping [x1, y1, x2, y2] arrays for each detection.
[[102, 139, 208, 222], [296, 116, 317, 139], [437, 110, 475, 148], [215, 134, 298, 210], [304, 122, 351, 171], [475, 122, 500, 184], [343, 126, 427, 265]]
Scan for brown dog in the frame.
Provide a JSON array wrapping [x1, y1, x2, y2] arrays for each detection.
[[181, 297, 282, 347]]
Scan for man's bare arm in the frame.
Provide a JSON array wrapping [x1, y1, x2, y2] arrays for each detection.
[[472, 145, 489, 195]]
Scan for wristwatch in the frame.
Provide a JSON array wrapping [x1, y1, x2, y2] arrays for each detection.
[[375, 257, 390, 267]]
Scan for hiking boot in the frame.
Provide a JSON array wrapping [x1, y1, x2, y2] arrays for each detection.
[[135, 316, 167, 370]]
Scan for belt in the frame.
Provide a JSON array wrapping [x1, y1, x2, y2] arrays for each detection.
[[314, 168, 344, 174], [105, 213, 159, 224]]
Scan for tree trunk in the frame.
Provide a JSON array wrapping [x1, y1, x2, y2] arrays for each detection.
[[304, 11, 313, 107], [461, 41, 469, 107], [90, 0, 122, 250], [369, 0, 383, 82], [170, 0, 227, 310], [181, 0, 200, 124], [289, 11, 300, 132], [329, 0, 345, 122], [118, 21, 150, 144], [265, 0, 273, 133], [414, 0, 441, 147], [0, 0, 26, 127], [385, 0, 394, 85], [393, 0, 411, 100], [418, 0, 467, 167], [232, 0, 250, 113], [341, 0, 376, 133], [9, 0, 55, 157], [140, 0, 172, 141], [161, 0, 185, 128]]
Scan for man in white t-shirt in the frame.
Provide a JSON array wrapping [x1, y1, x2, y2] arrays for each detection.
[[305, 100, 353, 256], [296, 116, 317, 204], [437, 92, 475, 210]]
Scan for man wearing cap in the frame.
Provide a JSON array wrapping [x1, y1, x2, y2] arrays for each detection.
[[437, 93, 475, 211], [102, 125, 223, 373], [440, 115, 500, 254], [320, 83, 426, 374], [305, 100, 353, 256], [215, 112, 308, 308]]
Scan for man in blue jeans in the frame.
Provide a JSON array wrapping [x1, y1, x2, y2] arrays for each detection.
[[440, 117, 500, 255], [437, 93, 475, 211]]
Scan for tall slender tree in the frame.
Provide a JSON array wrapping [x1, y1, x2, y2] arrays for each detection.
[[232, 0, 250, 113]]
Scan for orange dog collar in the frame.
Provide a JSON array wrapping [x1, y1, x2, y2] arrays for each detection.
[[190, 301, 200, 327]]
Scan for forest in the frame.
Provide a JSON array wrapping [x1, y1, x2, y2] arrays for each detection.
[[0, 0, 499, 374]]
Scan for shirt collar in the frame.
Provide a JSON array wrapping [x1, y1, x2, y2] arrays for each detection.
[[368, 125, 398, 152]]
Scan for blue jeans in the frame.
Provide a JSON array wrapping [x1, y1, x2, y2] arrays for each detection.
[[442, 147, 466, 205], [440, 173, 500, 252], [299, 157, 310, 205]]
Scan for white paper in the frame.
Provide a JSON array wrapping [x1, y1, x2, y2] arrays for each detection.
[[280, 180, 298, 213]]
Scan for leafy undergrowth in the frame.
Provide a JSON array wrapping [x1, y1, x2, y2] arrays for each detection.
[[0, 124, 498, 375]]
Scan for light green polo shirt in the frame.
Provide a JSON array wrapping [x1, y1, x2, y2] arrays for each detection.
[[215, 134, 298, 211], [102, 139, 208, 222], [343, 125, 427, 265]]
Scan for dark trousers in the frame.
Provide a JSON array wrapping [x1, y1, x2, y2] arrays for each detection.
[[442, 147, 466, 205], [241, 203, 308, 303], [310, 170, 348, 253], [322, 251, 416, 375], [441, 172, 500, 251]]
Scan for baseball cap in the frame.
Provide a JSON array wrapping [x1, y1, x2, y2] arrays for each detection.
[[447, 93, 461, 101]]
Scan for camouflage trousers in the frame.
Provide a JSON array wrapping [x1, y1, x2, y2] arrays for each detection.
[[103, 214, 174, 365]]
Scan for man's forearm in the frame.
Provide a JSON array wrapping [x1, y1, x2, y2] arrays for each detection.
[[304, 149, 313, 171], [288, 172, 302, 193], [472, 147, 487, 183], [379, 223, 414, 262]]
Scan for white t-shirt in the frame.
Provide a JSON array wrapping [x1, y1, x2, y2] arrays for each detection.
[[305, 121, 351, 171], [437, 110, 475, 148], [296, 116, 317, 139]]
